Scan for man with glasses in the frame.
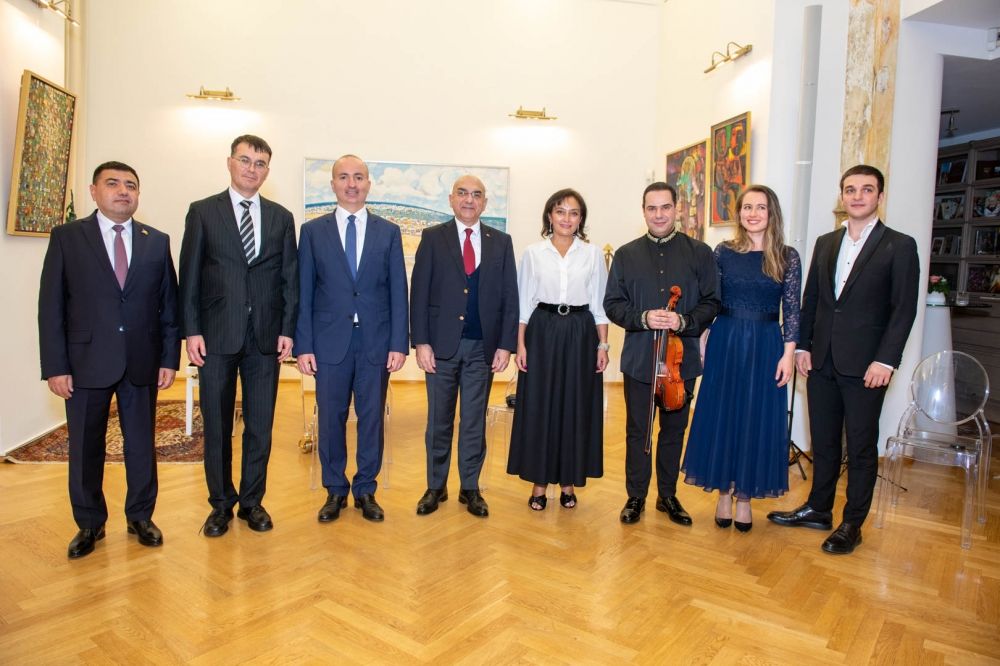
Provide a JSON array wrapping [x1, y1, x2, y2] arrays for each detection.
[[409, 175, 519, 518], [295, 154, 408, 523], [179, 135, 298, 537]]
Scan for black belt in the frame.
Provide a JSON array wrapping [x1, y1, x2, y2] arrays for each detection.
[[537, 302, 589, 315], [720, 307, 778, 322]]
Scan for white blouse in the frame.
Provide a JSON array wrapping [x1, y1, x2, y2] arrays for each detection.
[[517, 237, 609, 325]]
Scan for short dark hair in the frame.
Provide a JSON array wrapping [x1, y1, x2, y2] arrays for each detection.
[[92, 161, 139, 187], [840, 164, 884, 193], [642, 181, 677, 207], [541, 188, 589, 241], [231, 134, 272, 158]]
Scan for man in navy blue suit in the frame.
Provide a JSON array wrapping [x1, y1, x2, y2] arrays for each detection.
[[295, 154, 408, 523], [39, 161, 179, 559]]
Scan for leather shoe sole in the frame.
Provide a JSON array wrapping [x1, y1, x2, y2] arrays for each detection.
[[126, 521, 163, 547]]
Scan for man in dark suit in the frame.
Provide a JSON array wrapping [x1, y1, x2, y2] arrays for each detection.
[[296, 155, 408, 523], [604, 182, 720, 525], [39, 161, 179, 559], [179, 135, 298, 537], [768, 164, 919, 555], [409, 175, 519, 518]]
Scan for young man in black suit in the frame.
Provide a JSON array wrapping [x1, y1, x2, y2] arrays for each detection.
[[768, 164, 919, 555], [179, 135, 298, 537], [39, 161, 179, 558], [409, 175, 519, 518]]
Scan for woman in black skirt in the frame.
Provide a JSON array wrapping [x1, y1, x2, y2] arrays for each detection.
[[506, 188, 609, 510]]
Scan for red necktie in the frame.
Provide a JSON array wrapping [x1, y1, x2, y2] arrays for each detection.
[[112, 224, 127, 289], [463, 228, 475, 275]]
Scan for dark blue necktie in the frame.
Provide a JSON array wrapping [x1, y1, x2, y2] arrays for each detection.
[[345, 214, 357, 280]]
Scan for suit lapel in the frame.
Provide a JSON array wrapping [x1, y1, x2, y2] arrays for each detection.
[[823, 227, 845, 298], [81, 215, 121, 290], [124, 220, 150, 291], [216, 191, 247, 263], [838, 221, 886, 302], [446, 219, 467, 275], [356, 211, 378, 282], [325, 210, 354, 283], [254, 199, 274, 265], [480, 223, 496, 268]]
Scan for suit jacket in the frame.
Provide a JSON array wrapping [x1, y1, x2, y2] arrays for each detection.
[[410, 219, 518, 363], [798, 220, 919, 377], [294, 210, 408, 365], [178, 190, 298, 354], [604, 233, 720, 381], [38, 212, 180, 387]]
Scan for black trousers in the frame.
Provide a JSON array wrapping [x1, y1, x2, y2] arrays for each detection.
[[199, 321, 280, 511], [623, 374, 696, 499], [66, 375, 158, 529], [805, 361, 887, 525]]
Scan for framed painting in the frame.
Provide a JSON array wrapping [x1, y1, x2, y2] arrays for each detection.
[[666, 139, 707, 240], [709, 111, 750, 227], [6, 71, 77, 237], [304, 159, 509, 257]]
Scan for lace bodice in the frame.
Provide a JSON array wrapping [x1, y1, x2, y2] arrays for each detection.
[[713, 243, 801, 343]]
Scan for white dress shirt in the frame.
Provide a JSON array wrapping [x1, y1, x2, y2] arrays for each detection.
[[517, 237, 609, 325], [455, 220, 481, 269], [834, 216, 879, 299], [228, 187, 262, 258], [335, 206, 368, 265], [96, 210, 133, 267]]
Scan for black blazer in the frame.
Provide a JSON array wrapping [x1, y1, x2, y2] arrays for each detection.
[[604, 233, 720, 381], [178, 190, 298, 354], [38, 212, 180, 387], [410, 219, 518, 363], [798, 220, 919, 377]]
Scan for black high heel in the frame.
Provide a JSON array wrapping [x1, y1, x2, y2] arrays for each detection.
[[715, 493, 733, 528], [528, 495, 547, 511], [734, 499, 752, 532]]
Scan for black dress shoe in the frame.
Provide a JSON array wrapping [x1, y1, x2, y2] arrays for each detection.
[[318, 494, 348, 522], [126, 519, 163, 547], [822, 522, 862, 555], [766, 504, 833, 530], [620, 497, 645, 524], [68, 526, 105, 559], [354, 494, 385, 522], [656, 495, 693, 526], [202, 507, 233, 537], [416, 488, 448, 515], [237, 505, 274, 532], [459, 489, 489, 517]]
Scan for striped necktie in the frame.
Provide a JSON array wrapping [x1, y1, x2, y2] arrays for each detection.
[[239, 200, 255, 262]]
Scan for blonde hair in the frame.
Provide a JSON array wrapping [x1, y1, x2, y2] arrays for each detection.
[[726, 184, 787, 283]]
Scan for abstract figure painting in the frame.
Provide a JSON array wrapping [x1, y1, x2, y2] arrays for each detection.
[[710, 112, 750, 227], [304, 159, 509, 257], [666, 140, 707, 240], [6, 71, 77, 237]]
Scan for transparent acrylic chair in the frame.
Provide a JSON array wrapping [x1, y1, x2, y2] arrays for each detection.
[[874, 350, 992, 549]]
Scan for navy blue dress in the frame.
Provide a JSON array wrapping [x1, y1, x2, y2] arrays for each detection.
[[681, 244, 801, 499]]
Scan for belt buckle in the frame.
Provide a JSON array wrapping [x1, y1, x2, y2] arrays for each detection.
[[557, 303, 570, 316]]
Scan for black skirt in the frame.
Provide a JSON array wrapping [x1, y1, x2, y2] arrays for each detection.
[[506, 307, 604, 486]]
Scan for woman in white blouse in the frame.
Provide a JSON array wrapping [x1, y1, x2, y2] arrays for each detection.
[[506, 188, 609, 510]]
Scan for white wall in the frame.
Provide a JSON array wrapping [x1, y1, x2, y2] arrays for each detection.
[[81, 0, 662, 384], [0, 0, 68, 453]]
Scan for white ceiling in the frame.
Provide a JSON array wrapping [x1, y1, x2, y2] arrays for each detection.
[[908, 0, 1000, 29]]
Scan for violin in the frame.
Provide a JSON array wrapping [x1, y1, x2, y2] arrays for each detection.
[[645, 286, 685, 454]]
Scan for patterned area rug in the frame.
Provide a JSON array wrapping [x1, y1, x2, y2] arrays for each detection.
[[5, 400, 203, 464]]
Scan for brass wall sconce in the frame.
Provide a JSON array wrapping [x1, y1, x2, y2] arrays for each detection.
[[186, 86, 241, 102], [704, 41, 753, 74], [509, 106, 557, 121], [31, 0, 79, 25]]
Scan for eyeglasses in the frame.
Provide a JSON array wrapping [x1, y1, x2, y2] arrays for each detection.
[[454, 188, 484, 201], [233, 155, 269, 171]]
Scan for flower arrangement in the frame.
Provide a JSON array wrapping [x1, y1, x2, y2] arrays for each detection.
[[928, 275, 950, 294]]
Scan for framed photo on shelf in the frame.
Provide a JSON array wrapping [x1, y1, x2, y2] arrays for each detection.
[[666, 139, 707, 240], [933, 193, 965, 221], [936, 157, 967, 186], [943, 235, 962, 256], [974, 227, 998, 255], [966, 264, 1000, 293], [5, 70, 77, 237], [972, 188, 1000, 218], [931, 236, 945, 255], [709, 112, 750, 227]]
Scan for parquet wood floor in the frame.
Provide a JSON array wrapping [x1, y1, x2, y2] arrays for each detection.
[[1, 381, 998, 664]]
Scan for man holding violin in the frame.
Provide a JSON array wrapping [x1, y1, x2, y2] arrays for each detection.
[[604, 182, 720, 525]]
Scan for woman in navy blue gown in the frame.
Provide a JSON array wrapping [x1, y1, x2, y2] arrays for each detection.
[[681, 185, 800, 531]]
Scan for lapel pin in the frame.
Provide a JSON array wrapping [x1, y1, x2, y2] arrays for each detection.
[[141, 228, 149, 236]]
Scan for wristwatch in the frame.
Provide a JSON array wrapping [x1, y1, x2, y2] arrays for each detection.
[[597, 343, 611, 352]]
